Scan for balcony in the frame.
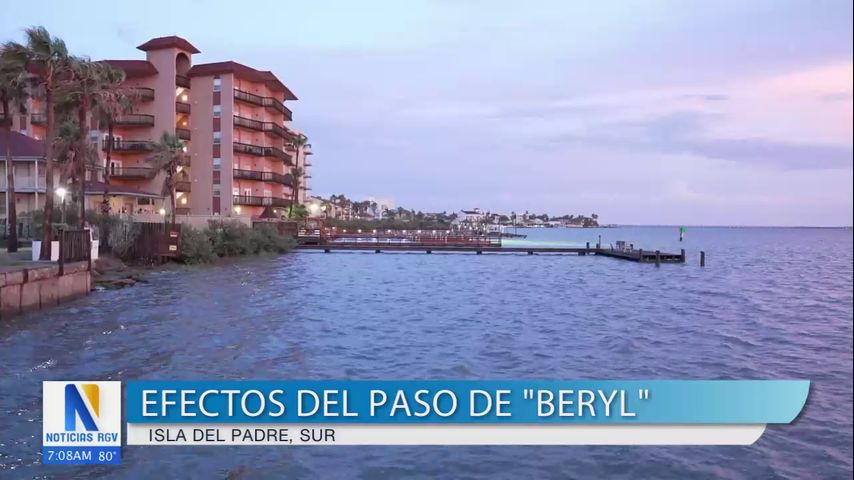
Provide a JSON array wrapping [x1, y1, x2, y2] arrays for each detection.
[[107, 166, 156, 179], [176, 127, 191, 140], [104, 139, 155, 153], [233, 168, 293, 187], [233, 89, 292, 120], [263, 121, 288, 139], [233, 195, 291, 207], [233, 141, 265, 156], [176, 101, 191, 114], [233, 115, 264, 132], [176, 74, 190, 88], [114, 114, 154, 127], [133, 87, 155, 101], [175, 180, 191, 192]]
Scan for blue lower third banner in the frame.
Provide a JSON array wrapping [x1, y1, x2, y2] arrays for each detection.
[[125, 380, 809, 446]]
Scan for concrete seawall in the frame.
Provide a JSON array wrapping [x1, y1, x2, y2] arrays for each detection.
[[0, 262, 92, 319]]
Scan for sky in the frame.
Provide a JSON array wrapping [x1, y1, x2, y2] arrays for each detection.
[[4, 0, 853, 226]]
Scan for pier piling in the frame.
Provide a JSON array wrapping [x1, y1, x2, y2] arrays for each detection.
[[681, 249, 686, 262], [700, 251, 706, 267], [655, 250, 661, 267]]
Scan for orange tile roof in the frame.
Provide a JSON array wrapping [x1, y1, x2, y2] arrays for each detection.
[[137, 36, 200, 54]]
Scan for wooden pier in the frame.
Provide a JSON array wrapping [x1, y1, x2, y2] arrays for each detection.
[[295, 244, 686, 263], [295, 228, 687, 264]]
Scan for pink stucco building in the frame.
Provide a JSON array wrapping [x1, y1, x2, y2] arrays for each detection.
[[3, 35, 312, 220]]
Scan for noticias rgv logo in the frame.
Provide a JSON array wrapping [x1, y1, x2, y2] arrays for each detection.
[[43, 381, 122, 464], [64, 383, 100, 432]]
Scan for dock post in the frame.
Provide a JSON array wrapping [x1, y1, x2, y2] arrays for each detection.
[[528, 251, 534, 255], [375, 249, 381, 254], [655, 250, 661, 267], [426, 250, 432, 254], [585, 242, 590, 255], [324, 248, 330, 253], [476, 250, 482, 255], [597, 235, 601, 249], [680, 249, 686, 263], [638, 249, 643, 263], [700, 251, 706, 267]]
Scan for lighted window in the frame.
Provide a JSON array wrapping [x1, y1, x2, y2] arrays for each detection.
[[213, 157, 221, 170], [213, 105, 221, 118], [213, 77, 222, 92], [213, 132, 221, 144]]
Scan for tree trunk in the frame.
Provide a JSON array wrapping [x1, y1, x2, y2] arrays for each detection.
[[169, 167, 176, 226], [290, 150, 299, 217], [3, 98, 18, 252], [40, 89, 55, 260], [77, 103, 88, 229], [102, 121, 113, 213]]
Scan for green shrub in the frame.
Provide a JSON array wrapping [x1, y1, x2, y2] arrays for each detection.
[[110, 220, 140, 260], [184, 222, 295, 261], [178, 226, 216, 264], [208, 221, 254, 257], [252, 224, 296, 253]]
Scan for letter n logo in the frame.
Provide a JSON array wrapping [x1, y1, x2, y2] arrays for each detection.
[[65, 383, 99, 431]]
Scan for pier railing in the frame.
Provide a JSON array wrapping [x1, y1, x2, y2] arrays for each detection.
[[301, 229, 502, 247]]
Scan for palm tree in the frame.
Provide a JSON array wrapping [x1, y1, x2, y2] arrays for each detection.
[[3, 27, 71, 260], [59, 59, 125, 227], [287, 133, 308, 217], [288, 165, 304, 219], [147, 132, 185, 226], [0, 48, 29, 252], [93, 66, 132, 213]]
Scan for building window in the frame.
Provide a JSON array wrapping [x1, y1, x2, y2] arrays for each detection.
[[232, 187, 239, 196], [213, 185, 221, 197], [213, 157, 221, 170], [213, 132, 221, 144], [213, 105, 221, 118], [138, 198, 152, 205], [213, 77, 221, 92]]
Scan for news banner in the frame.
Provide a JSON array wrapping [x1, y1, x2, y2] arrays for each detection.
[[43, 380, 809, 465]]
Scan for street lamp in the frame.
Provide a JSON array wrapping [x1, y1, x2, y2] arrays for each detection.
[[55, 187, 68, 225]]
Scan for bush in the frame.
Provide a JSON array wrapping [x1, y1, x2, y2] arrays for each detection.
[[178, 226, 216, 264], [251, 224, 296, 253], [109, 220, 140, 260], [178, 222, 295, 263]]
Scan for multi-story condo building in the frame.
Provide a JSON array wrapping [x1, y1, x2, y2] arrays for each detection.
[[3, 35, 311, 220]]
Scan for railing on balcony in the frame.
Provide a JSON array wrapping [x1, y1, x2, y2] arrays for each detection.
[[233, 195, 291, 207], [175, 180, 191, 192], [234, 88, 264, 107], [175, 101, 191, 114], [132, 87, 155, 101], [107, 166, 156, 178], [233, 115, 264, 131], [104, 139, 155, 153], [233, 89, 292, 120], [114, 114, 155, 127], [176, 74, 190, 88], [263, 121, 288, 138], [176, 127, 191, 140], [264, 146, 290, 163], [233, 169, 293, 186], [233, 141, 265, 156]]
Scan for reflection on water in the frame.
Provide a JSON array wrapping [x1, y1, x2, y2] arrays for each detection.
[[0, 227, 851, 478]]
